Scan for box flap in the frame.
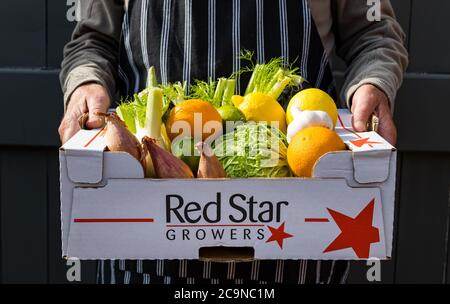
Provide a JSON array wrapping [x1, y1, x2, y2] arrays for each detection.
[[352, 150, 392, 184], [336, 110, 395, 184], [61, 129, 106, 184]]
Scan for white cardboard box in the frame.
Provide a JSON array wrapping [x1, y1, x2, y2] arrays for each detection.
[[60, 109, 396, 260]]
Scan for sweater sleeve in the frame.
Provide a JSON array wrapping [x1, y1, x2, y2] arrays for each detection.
[[332, 0, 408, 111], [60, 0, 124, 110]]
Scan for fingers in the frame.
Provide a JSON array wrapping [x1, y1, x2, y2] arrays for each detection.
[[58, 101, 86, 144], [58, 83, 110, 144], [85, 86, 110, 129], [377, 103, 397, 146], [59, 118, 81, 144], [351, 87, 378, 132], [351, 84, 397, 146]]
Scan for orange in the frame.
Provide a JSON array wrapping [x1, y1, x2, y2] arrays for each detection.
[[166, 99, 223, 141], [287, 127, 346, 177]]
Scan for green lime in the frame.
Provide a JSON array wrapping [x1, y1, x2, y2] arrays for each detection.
[[217, 105, 246, 132], [171, 137, 200, 173]]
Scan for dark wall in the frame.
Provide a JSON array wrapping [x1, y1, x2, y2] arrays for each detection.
[[0, 0, 449, 284]]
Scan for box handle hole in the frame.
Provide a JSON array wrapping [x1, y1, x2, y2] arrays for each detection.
[[199, 246, 255, 262]]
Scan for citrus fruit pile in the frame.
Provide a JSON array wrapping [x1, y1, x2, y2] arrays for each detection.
[[116, 56, 347, 179], [285, 88, 345, 177]]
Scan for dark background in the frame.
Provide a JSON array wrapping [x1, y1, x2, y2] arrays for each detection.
[[0, 0, 449, 284]]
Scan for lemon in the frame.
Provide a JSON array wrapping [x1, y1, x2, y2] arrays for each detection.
[[286, 88, 338, 127], [231, 95, 244, 107], [233, 92, 287, 133]]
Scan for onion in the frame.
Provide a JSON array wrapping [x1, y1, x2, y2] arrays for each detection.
[[142, 136, 194, 178], [97, 112, 143, 165], [196, 142, 226, 178]]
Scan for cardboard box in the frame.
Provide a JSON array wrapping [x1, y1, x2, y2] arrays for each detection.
[[60, 109, 396, 261]]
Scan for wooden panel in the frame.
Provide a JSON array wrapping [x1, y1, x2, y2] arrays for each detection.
[[47, 0, 76, 68], [408, 0, 450, 73], [0, 71, 64, 147], [394, 74, 450, 152], [0, 0, 46, 67], [447, 186, 450, 284], [0, 149, 48, 283], [390, 0, 411, 44], [394, 152, 450, 283]]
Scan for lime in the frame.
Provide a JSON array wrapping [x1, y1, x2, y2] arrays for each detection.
[[171, 137, 200, 173], [217, 105, 246, 122], [217, 105, 246, 132]]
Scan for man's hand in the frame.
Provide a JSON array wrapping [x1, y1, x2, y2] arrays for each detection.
[[58, 83, 110, 144], [351, 84, 397, 145]]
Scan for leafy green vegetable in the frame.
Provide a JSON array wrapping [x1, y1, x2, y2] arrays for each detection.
[[239, 50, 305, 100], [116, 67, 172, 143], [190, 78, 218, 106], [213, 122, 292, 178], [160, 81, 186, 123], [161, 81, 187, 106], [221, 79, 236, 106], [190, 77, 236, 108], [116, 68, 184, 138], [116, 101, 136, 134]]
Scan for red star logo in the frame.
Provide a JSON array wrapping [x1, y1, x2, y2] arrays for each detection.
[[266, 222, 293, 249], [323, 199, 380, 258], [350, 137, 382, 148]]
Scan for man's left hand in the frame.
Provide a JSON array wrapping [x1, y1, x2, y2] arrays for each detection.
[[351, 84, 397, 145]]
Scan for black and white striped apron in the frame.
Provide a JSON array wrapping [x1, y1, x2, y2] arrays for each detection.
[[101, 0, 348, 284]]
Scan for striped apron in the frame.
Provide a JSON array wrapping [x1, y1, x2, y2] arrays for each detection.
[[100, 0, 349, 284]]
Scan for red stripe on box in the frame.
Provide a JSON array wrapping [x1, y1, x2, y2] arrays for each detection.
[[74, 218, 154, 223], [304, 218, 329, 223], [337, 114, 362, 139], [84, 128, 106, 148]]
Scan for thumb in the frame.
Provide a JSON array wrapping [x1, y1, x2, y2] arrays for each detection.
[[351, 100, 376, 132], [85, 93, 110, 129]]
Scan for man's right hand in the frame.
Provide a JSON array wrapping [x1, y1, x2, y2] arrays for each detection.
[[58, 83, 110, 144]]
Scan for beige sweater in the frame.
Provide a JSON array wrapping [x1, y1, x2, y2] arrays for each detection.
[[61, 0, 408, 109]]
